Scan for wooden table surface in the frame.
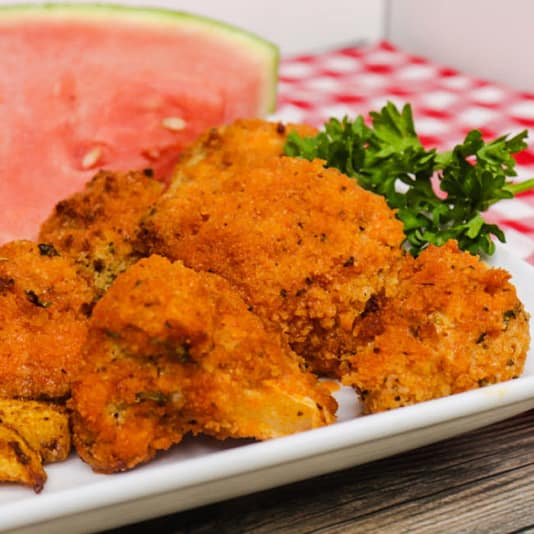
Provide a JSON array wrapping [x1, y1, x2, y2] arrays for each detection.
[[108, 409, 534, 533]]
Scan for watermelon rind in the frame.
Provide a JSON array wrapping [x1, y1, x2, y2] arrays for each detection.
[[0, 2, 279, 114]]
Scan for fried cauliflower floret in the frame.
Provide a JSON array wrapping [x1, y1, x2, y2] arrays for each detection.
[[70, 255, 336, 473], [341, 241, 530, 414], [39, 170, 163, 300], [0, 240, 93, 400], [168, 118, 318, 190], [139, 152, 405, 376]]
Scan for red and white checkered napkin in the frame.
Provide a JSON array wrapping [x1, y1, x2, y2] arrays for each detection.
[[273, 41, 534, 264]]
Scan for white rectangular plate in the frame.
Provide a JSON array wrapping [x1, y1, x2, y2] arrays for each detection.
[[1, 243, 534, 534]]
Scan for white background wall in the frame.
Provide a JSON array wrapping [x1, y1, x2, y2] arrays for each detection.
[[387, 0, 534, 92], [159, 0, 386, 55]]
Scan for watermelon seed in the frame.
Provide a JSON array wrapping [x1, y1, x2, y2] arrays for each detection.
[[162, 117, 186, 132], [81, 147, 102, 169], [144, 149, 161, 160]]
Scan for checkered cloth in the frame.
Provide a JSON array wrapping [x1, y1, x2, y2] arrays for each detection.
[[273, 41, 534, 264]]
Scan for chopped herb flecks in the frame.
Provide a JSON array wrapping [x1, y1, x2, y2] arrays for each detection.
[[38, 243, 59, 257], [25, 289, 51, 308]]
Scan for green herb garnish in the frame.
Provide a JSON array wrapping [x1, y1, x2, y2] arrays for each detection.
[[284, 102, 534, 256]]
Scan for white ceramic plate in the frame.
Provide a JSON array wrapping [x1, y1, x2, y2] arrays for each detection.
[[1, 243, 533, 534]]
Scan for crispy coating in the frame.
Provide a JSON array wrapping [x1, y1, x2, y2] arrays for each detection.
[[70, 255, 336, 473], [0, 423, 46, 493], [341, 241, 530, 413], [0, 240, 93, 400], [168, 118, 318, 190], [0, 399, 71, 464], [39, 170, 163, 300], [140, 131, 405, 376]]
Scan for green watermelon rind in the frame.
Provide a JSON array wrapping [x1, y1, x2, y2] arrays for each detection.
[[0, 2, 279, 113]]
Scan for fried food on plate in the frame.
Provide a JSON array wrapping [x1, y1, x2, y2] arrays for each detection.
[[0, 423, 46, 493], [39, 170, 163, 300], [0, 399, 71, 464], [341, 241, 530, 413], [140, 142, 405, 376], [70, 255, 336, 473], [0, 399, 70, 492], [168, 118, 317, 190], [0, 240, 93, 400]]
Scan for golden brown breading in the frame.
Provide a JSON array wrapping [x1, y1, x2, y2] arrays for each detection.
[[341, 241, 530, 413], [140, 144, 405, 376], [70, 255, 336, 474], [0, 240, 93, 400], [168, 118, 318, 191], [39, 170, 163, 300]]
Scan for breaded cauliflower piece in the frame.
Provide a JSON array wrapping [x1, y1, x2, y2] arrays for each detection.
[[341, 241, 530, 413], [168, 118, 318, 191], [139, 138, 405, 376], [0, 240, 93, 399], [39, 170, 163, 301], [70, 255, 336, 473]]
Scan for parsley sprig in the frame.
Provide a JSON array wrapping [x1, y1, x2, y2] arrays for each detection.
[[284, 102, 534, 256]]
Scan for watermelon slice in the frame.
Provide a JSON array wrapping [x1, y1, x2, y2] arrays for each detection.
[[0, 4, 279, 243]]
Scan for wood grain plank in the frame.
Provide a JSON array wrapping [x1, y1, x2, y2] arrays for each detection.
[[323, 466, 534, 533]]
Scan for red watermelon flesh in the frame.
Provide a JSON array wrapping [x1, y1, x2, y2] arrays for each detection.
[[0, 6, 278, 243]]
